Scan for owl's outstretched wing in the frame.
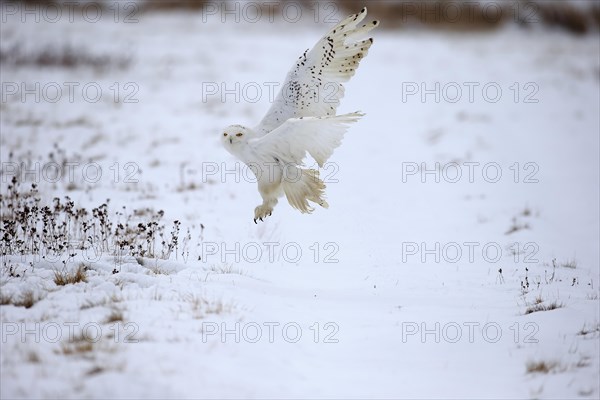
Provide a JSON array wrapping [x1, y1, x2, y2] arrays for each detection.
[[253, 8, 378, 136], [250, 112, 364, 168]]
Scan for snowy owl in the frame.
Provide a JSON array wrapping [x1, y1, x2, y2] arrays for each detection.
[[221, 7, 378, 223]]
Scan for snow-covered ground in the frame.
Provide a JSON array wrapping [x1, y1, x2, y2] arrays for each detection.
[[1, 3, 599, 399]]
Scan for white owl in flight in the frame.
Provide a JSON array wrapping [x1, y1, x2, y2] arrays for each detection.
[[222, 7, 378, 223]]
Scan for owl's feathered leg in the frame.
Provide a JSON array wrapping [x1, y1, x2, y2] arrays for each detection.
[[281, 167, 329, 214]]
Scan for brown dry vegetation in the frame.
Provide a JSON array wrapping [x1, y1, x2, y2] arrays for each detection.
[[9, 1, 600, 34], [54, 264, 88, 286]]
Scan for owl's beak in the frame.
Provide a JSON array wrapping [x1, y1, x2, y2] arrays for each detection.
[[229, 138, 232, 144]]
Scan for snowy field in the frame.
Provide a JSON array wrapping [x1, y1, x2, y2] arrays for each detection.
[[1, 2, 599, 399]]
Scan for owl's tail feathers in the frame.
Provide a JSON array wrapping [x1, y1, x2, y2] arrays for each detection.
[[282, 167, 329, 214]]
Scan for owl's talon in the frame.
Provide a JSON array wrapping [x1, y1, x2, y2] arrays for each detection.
[[254, 203, 274, 223]]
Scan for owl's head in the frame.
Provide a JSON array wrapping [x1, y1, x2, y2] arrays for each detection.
[[221, 124, 252, 149]]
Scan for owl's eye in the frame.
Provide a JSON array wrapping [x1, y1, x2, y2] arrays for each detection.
[[223, 133, 228, 137], [236, 132, 243, 137]]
